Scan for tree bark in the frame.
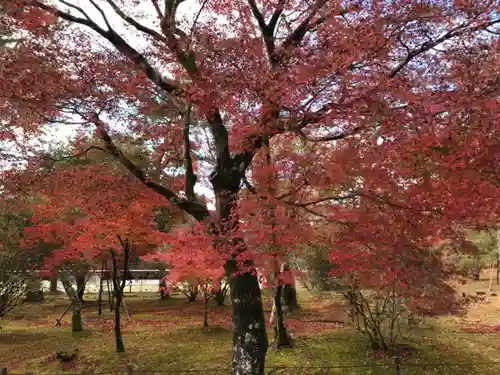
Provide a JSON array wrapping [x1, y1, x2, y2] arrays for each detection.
[[25, 276, 44, 302], [50, 275, 58, 293], [203, 294, 209, 328], [111, 240, 130, 354], [214, 281, 229, 306], [273, 285, 292, 349], [228, 269, 268, 375], [114, 291, 125, 352], [60, 274, 83, 332], [214, 187, 268, 375], [71, 296, 83, 332], [106, 277, 114, 311], [75, 274, 86, 303], [282, 283, 299, 313]]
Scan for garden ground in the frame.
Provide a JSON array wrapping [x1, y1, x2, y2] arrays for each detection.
[[2, 277, 500, 375]]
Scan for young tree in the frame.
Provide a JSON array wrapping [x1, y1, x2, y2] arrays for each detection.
[[3, 1, 500, 374], [12, 148, 168, 338], [110, 236, 131, 353], [0, 251, 28, 320], [146, 224, 225, 325]]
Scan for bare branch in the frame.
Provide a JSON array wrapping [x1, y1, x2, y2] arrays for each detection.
[[299, 205, 353, 227], [285, 193, 359, 207], [296, 125, 363, 142], [42, 145, 111, 162], [188, 0, 209, 49], [150, 0, 163, 19], [389, 18, 500, 77], [104, 0, 169, 44], [89, 0, 112, 29], [275, 179, 308, 200], [58, 0, 92, 21]]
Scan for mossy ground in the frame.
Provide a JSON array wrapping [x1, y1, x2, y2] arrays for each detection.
[[1, 279, 500, 375]]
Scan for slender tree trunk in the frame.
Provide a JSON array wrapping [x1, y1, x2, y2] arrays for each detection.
[[60, 274, 83, 332], [273, 285, 292, 349], [75, 274, 86, 303], [25, 276, 44, 302], [50, 275, 58, 293], [203, 294, 209, 328], [114, 292, 125, 353], [71, 296, 83, 332], [107, 278, 113, 312], [98, 262, 104, 316], [159, 268, 169, 299], [282, 283, 299, 313], [110, 240, 130, 354]]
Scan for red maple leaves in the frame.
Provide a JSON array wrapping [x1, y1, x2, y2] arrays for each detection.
[[15, 158, 169, 269]]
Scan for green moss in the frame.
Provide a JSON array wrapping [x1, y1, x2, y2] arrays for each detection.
[[1, 292, 500, 375]]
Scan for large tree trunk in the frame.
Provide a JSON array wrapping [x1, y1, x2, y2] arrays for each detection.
[[214, 187, 268, 375], [229, 269, 268, 375]]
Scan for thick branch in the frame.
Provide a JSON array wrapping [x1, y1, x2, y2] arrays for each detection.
[[247, 0, 275, 58], [281, 0, 327, 50], [183, 103, 197, 201], [160, 2, 230, 168], [34, 1, 179, 93], [117, 235, 130, 291], [268, 1, 286, 32], [296, 125, 363, 142], [104, 0, 169, 44], [242, 175, 257, 195], [91, 115, 209, 221]]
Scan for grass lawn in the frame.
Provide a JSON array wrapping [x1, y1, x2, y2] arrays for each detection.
[[1, 281, 500, 375]]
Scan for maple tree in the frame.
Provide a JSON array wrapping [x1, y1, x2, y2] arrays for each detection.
[[145, 224, 225, 325], [1, 1, 500, 374], [3, 146, 169, 342]]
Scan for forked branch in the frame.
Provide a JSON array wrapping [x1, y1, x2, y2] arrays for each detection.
[[90, 114, 208, 220]]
